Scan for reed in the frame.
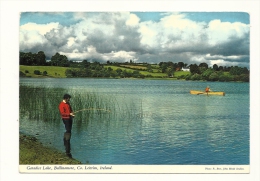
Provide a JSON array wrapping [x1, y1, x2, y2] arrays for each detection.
[[19, 85, 140, 126], [20, 85, 66, 121], [19, 84, 144, 151]]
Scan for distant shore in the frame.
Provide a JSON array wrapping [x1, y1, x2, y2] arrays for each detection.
[[19, 133, 81, 165]]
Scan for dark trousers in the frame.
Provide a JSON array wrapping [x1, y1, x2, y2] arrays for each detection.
[[63, 118, 73, 133], [63, 118, 72, 155]]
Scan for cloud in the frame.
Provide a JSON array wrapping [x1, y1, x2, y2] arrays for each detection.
[[19, 12, 250, 67], [126, 14, 140, 26], [20, 22, 59, 35]]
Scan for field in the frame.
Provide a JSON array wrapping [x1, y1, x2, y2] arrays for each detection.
[[20, 65, 190, 78], [174, 71, 190, 77], [104, 65, 168, 77], [119, 64, 147, 70], [20, 65, 68, 78]]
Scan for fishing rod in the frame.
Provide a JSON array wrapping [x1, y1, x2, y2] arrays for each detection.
[[73, 108, 111, 114]]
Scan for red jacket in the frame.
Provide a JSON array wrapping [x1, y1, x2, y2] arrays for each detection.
[[59, 101, 73, 119]]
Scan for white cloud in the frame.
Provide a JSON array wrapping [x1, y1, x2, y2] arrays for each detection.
[[111, 50, 136, 59], [126, 14, 140, 26], [67, 37, 75, 47], [139, 22, 158, 47], [207, 20, 249, 45], [20, 22, 59, 35], [19, 12, 249, 67]]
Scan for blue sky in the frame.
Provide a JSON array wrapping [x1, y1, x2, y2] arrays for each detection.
[[20, 12, 250, 25], [19, 12, 250, 68], [133, 12, 249, 24]]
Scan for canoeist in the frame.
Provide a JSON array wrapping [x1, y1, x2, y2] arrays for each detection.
[[205, 86, 211, 96]]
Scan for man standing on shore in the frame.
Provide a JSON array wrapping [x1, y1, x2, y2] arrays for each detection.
[[59, 94, 74, 157]]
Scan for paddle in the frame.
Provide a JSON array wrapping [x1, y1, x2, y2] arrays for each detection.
[[197, 92, 204, 95]]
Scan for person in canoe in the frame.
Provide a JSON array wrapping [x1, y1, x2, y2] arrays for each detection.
[[205, 86, 211, 96]]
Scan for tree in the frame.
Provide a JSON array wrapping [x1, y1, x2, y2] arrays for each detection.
[[199, 63, 208, 69], [191, 73, 202, 80], [20, 52, 35, 65], [147, 64, 153, 72], [219, 74, 233, 82], [166, 67, 174, 77], [201, 68, 214, 80], [219, 66, 224, 71], [208, 72, 219, 81], [81, 60, 90, 68], [230, 66, 243, 75], [177, 62, 184, 69], [242, 67, 249, 74], [240, 74, 249, 82], [116, 68, 122, 75], [190, 64, 200, 74], [213, 64, 219, 71], [19, 52, 26, 65], [50, 53, 69, 67], [36, 51, 46, 65]]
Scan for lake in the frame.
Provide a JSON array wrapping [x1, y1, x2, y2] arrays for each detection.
[[19, 78, 249, 165]]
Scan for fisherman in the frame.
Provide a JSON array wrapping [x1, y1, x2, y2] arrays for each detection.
[[205, 86, 211, 96], [59, 94, 74, 157]]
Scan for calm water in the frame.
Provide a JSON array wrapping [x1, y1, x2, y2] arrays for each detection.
[[19, 78, 249, 165]]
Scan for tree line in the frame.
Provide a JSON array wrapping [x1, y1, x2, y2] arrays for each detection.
[[158, 61, 249, 82], [20, 51, 70, 67], [19, 51, 249, 82]]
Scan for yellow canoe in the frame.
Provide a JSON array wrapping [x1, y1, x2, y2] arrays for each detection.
[[190, 90, 225, 96]]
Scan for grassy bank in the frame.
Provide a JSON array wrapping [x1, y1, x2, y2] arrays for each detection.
[[19, 134, 81, 164]]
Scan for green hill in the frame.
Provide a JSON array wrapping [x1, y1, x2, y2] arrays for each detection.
[[20, 65, 190, 79], [20, 65, 69, 78]]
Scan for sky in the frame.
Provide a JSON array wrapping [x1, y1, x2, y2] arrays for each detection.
[[19, 12, 250, 68]]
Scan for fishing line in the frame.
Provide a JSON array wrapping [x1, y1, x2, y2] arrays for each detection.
[[73, 108, 111, 114]]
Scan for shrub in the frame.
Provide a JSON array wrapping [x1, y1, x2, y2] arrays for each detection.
[[34, 70, 41, 75], [20, 71, 26, 77], [240, 74, 249, 82], [208, 72, 219, 81], [219, 74, 233, 82], [191, 73, 202, 80]]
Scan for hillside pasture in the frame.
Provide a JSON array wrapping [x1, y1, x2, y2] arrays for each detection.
[[20, 65, 69, 78], [174, 71, 191, 77], [120, 64, 147, 70]]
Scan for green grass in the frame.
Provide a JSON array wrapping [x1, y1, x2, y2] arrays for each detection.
[[20, 65, 70, 78], [105, 65, 168, 77], [139, 70, 167, 77], [104, 65, 131, 71], [120, 64, 147, 70], [174, 71, 191, 77], [20, 65, 190, 79], [19, 134, 81, 164]]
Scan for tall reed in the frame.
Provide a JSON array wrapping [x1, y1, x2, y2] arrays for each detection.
[[19, 85, 143, 138], [20, 85, 127, 123]]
